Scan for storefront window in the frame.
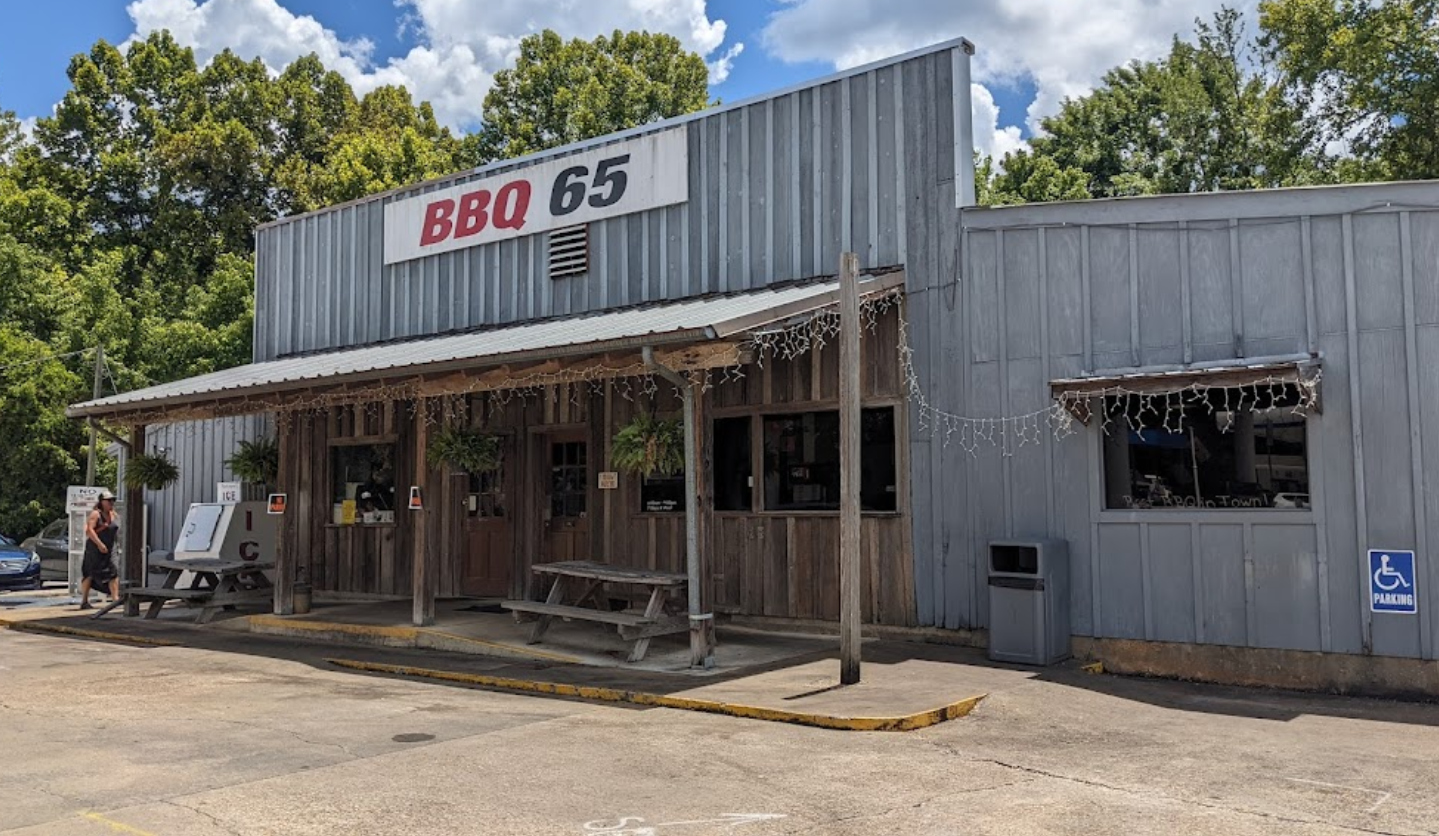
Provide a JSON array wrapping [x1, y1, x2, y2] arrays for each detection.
[[712, 417, 753, 511], [761, 408, 898, 512], [1102, 387, 1310, 510], [332, 444, 397, 523]]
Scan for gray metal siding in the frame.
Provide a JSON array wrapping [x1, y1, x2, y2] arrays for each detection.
[[253, 50, 963, 363], [933, 182, 1439, 661], [143, 415, 272, 553]]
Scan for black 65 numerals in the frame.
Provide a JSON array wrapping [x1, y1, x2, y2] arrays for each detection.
[[549, 154, 631, 216]]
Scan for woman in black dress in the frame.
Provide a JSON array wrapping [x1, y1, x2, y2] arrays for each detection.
[[79, 490, 121, 609]]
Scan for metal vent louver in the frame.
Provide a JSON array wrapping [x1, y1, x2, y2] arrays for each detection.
[[548, 224, 589, 279]]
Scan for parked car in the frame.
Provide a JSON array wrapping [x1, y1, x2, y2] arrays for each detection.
[[0, 534, 41, 591], [21, 518, 69, 581]]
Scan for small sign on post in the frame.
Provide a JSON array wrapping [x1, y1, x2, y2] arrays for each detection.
[[217, 482, 242, 504], [598, 472, 619, 490], [267, 494, 288, 515], [1369, 549, 1417, 614], [408, 486, 423, 511]]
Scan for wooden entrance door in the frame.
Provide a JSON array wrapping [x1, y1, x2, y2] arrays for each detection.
[[542, 431, 590, 562], [462, 441, 513, 597]]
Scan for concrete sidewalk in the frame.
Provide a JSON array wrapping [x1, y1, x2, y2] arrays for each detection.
[[0, 602, 1020, 732]]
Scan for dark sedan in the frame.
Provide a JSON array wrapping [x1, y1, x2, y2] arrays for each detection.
[[0, 534, 41, 591], [21, 518, 68, 581]]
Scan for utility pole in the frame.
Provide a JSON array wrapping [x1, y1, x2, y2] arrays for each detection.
[[85, 345, 104, 487], [838, 253, 862, 685]]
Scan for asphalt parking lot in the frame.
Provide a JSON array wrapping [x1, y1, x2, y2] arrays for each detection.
[[3, 626, 1438, 836]]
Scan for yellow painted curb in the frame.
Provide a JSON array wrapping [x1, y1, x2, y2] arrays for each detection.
[[415, 628, 584, 665], [248, 614, 418, 642], [245, 614, 583, 664], [6, 621, 178, 647], [328, 658, 986, 732]]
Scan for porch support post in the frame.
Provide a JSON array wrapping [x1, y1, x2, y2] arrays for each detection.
[[838, 252, 863, 685], [644, 347, 715, 668], [273, 413, 295, 615], [123, 424, 146, 584], [413, 398, 436, 626]]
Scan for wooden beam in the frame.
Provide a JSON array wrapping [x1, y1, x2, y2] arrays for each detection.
[[123, 425, 146, 583], [273, 414, 296, 615], [412, 398, 436, 626], [838, 252, 863, 685]]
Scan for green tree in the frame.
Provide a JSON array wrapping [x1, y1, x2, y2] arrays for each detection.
[[997, 8, 1323, 202], [1261, 0, 1439, 180], [476, 29, 710, 161], [979, 153, 1092, 206]]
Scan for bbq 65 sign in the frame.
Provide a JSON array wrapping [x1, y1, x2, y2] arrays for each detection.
[[383, 129, 688, 265]]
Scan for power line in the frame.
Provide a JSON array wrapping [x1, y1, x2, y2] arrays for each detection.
[[0, 347, 94, 375]]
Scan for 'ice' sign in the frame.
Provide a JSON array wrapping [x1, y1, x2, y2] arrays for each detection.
[[383, 128, 688, 266], [1369, 549, 1417, 614]]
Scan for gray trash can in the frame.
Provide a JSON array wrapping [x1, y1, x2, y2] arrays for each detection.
[[987, 539, 1070, 665]]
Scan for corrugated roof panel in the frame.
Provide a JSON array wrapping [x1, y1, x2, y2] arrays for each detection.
[[70, 277, 894, 417]]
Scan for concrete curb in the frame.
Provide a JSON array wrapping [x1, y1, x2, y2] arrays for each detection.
[[327, 658, 986, 732], [1, 619, 179, 647], [244, 614, 583, 664]]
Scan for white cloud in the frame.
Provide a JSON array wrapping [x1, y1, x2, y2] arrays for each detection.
[[971, 84, 1024, 162], [708, 42, 745, 85], [123, 0, 742, 130], [18, 116, 38, 141], [762, 0, 1257, 152]]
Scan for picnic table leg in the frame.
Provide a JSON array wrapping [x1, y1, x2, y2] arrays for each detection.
[[626, 586, 670, 663], [527, 575, 567, 644], [144, 599, 165, 619]]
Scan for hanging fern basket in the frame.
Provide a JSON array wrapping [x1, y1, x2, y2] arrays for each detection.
[[427, 426, 502, 475], [225, 436, 280, 486], [611, 415, 685, 478], [125, 452, 181, 492]]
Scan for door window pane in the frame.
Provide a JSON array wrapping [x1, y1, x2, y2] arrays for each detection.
[[550, 441, 588, 518], [712, 417, 752, 511]]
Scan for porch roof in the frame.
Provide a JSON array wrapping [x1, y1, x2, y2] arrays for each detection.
[[69, 271, 904, 425]]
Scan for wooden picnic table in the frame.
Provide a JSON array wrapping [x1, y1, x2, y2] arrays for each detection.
[[502, 560, 688, 662], [100, 558, 275, 624]]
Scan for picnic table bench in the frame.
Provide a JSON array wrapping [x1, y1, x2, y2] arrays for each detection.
[[96, 558, 274, 624], [502, 561, 688, 662]]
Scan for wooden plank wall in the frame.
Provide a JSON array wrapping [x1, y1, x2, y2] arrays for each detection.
[[277, 305, 915, 626], [279, 402, 413, 598]]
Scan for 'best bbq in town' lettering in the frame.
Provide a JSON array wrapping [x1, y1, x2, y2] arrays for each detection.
[[383, 130, 687, 266]]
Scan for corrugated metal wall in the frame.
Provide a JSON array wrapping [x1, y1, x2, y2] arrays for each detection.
[[252, 44, 967, 361], [144, 415, 272, 552], [918, 182, 1439, 661]]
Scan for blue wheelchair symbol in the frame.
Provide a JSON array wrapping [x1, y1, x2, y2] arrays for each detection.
[[1369, 550, 1417, 614]]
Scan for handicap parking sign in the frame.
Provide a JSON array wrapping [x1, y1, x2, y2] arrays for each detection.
[[1369, 550, 1417, 614]]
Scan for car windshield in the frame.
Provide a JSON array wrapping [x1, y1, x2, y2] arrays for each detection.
[[0, 535, 15, 546]]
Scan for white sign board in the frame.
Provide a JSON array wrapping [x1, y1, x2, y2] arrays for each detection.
[[66, 486, 104, 597], [217, 481, 242, 504], [383, 129, 688, 265]]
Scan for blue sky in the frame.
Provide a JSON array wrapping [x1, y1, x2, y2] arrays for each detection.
[[0, 1, 1220, 159]]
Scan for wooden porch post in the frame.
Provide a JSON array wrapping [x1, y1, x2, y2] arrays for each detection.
[[838, 252, 863, 685], [123, 424, 146, 583], [413, 398, 436, 626], [273, 413, 296, 615]]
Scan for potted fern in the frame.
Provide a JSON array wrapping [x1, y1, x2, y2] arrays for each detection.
[[427, 426, 502, 474], [226, 436, 280, 490], [124, 452, 180, 491], [611, 414, 685, 478]]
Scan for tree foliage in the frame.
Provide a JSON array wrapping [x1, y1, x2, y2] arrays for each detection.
[[0, 29, 709, 539], [984, 8, 1328, 204], [476, 30, 710, 161], [1261, 0, 1439, 180]]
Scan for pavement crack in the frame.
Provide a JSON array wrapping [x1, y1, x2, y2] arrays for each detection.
[[926, 740, 1427, 836], [164, 799, 243, 836]]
